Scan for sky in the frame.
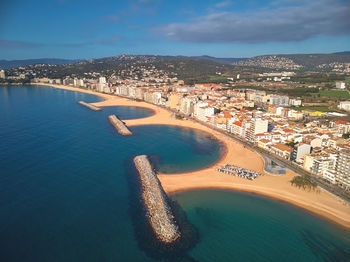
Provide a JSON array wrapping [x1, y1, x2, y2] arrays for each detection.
[[0, 0, 349, 60]]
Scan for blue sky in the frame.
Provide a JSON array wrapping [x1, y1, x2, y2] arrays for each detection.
[[0, 0, 349, 59]]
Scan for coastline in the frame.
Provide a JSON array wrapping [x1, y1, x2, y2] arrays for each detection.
[[32, 83, 350, 230]]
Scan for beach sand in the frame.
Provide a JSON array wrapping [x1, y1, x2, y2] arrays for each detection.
[[37, 83, 350, 229]]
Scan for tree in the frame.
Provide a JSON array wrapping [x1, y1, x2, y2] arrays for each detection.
[[175, 114, 184, 120], [290, 176, 317, 191]]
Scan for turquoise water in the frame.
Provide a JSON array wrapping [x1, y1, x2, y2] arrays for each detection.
[[173, 190, 350, 262], [0, 85, 349, 262]]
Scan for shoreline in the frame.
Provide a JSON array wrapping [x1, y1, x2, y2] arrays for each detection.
[[32, 83, 350, 230], [168, 187, 350, 231]]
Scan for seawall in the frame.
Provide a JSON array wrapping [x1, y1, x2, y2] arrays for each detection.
[[133, 155, 181, 244], [108, 115, 133, 135], [78, 101, 102, 111]]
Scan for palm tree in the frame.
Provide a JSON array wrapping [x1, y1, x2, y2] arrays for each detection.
[[290, 176, 317, 191]]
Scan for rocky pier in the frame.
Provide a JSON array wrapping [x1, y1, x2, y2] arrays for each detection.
[[133, 155, 181, 244], [78, 101, 102, 111], [108, 115, 133, 136]]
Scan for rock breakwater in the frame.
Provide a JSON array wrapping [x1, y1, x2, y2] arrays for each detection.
[[78, 101, 102, 111], [108, 115, 132, 136], [133, 155, 181, 244]]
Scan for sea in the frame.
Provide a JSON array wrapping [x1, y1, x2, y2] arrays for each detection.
[[0, 85, 349, 262]]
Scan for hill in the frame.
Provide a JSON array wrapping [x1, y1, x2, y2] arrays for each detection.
[[234, 52, 350, 71], [3, 53, 350, 84], [191, 56, 247, 64], [26, 55, 238, 84], [333, 51, 350, 55], [0, 58, 79, 69]]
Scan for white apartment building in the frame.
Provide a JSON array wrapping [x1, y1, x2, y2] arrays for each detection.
[[194, 102, 208, 118], [268, 95, 290, 106], [99, 77, 106, 84], [179, 97, 194, 116], [98, 83, 105, 92], [247, 118, 268, 141], [304, 152, 337, 176], [335, 81, 346, 89], [73, 78, 84, 87], [229, 121, 244, 137], [144, 91, 162, 105], [196, 106, 215, 122], [311, 156, 331, 176], [338, 101, 350, 112], [0, 70, 5, 79], [289, 99, 302, 106], [292, 143, 311, 162], [128, 86, 136, 98], [336, 149, 350, 189], [119, 85, 129, 96], [323, 169, 337, 184]]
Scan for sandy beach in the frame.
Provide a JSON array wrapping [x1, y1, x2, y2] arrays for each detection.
[[37, 83, 350, 229]]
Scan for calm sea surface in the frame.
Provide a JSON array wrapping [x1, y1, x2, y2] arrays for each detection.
[[0, 85, 349, 262]]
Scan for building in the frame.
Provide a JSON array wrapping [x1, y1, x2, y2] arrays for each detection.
[[303, 154, 315, 172], [323, 169, 337, 184], [270, 143, 294, 160], [289, 99, 302, 106], [304, 152, 335, 176], [73, 78, 84, 87], [230, 121, 244, 137], [247, 118, 268, 141], [258, 139, 270, 149], [291, 143, 311, 162], [291, 110, 304, 120], [336, 149, 350, 189], [335, 81, 346, 89], [311, 138, 323, 148], [179, 97, 194, 116], [0, 70, 5, 79], [99, 77, 106, 84], [196, 106, 215, 122], [334, 120, 350, 134], [338, 101, 350, 112], [168, 94, 180, 110], [194, 102, 208, 117], [268, 94, 289, 106]]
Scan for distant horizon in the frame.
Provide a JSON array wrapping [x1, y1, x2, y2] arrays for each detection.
[[1, 50, 350, 62]]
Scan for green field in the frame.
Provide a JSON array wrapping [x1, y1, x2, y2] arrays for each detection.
[[319, 90, 350, 99], [290, 106, 331, 112], [345, 77, 350, 89], [208, 75, 229, 82]]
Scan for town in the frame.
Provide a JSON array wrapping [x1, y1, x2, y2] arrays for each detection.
[[1, 58, 350, 193]]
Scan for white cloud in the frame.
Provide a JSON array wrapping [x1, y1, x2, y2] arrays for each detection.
[[215, 1, 232, 8], [157, 0, 350, 43]]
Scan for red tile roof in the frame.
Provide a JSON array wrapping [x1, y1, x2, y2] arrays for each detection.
[[233, 121, 242, 127]]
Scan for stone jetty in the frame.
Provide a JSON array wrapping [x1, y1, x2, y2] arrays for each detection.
[[133, 155, 181, 244], [108, 115, 133, 136], [78, 101, 102, 111]]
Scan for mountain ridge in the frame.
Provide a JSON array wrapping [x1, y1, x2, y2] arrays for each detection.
[[1, 52, 350, 71], [0, 58, 80, 69]]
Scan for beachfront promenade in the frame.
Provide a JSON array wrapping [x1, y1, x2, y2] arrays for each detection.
[[78, 101, 102, 111], [108, 115, 133, 136], [133, 155, 180, 244]]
